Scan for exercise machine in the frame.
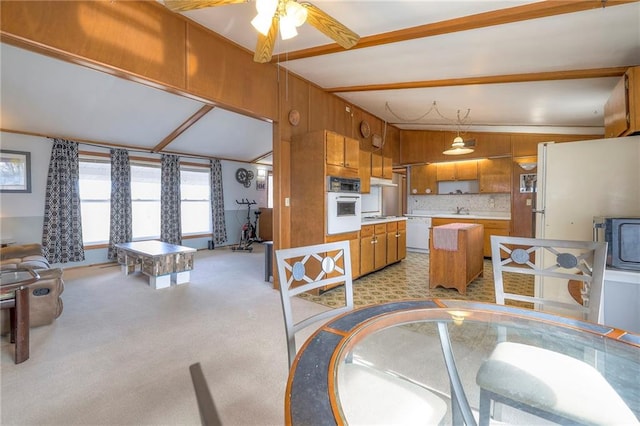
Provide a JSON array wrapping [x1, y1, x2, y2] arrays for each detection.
[[232, 199, 262, 252]]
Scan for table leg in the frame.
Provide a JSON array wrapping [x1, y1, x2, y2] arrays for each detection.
[[173, 271, 190, 285], [150, 274, 171, 289], [14, 287, 29, 364]]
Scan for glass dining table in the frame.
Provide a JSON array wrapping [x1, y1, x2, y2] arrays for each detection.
[[285, 299, 640, 425]]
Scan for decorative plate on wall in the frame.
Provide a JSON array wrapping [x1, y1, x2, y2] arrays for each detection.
[[288, 109, 300, 126], [359, 120, 371, 138]]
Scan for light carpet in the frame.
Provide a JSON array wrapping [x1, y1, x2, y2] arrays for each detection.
[[1, 246, 530, 425]]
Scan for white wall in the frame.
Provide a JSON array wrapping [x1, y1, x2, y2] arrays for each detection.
[[0, 132, 51, 243]]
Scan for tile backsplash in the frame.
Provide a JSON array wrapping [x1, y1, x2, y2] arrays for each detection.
[[409, 193, 510, 215]]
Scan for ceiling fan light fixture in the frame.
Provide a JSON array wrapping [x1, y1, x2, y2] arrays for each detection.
[[251, 13, 273, 35], [286, 1, 308, 27], [279, 14, 298, 40]]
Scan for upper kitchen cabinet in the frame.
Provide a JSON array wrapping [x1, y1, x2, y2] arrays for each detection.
[[326, 131, 359, 178], [466, 133, 511, 158], [479, 158, 512, 193], [400, 131, 445, 164], [371, 152, 393, 179], [436, 161, 478, 181], [605, 66, 640, 138], [359, 150, 371, 194], [410, 164, 437, 195]]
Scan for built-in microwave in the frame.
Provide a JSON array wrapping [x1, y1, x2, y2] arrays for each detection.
[[327, 176, 360, 193], [593, 216, 640, 271]]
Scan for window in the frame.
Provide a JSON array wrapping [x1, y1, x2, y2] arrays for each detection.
[[267, 171, 273, 208], [79, 161, 111, 244], [181, 168, 211, 235], [80, 159, 212, 245], [131, 164, 161, 239]]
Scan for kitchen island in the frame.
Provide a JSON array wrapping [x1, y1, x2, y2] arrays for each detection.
[[405, 210, 510, 257]]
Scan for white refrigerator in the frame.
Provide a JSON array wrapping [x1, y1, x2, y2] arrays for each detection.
[[535, 136, 640, 328]]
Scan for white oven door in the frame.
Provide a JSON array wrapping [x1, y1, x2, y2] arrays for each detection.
[[327, 192, 362, 235]]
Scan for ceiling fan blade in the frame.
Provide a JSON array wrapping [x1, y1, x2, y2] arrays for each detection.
[[254, 16, 278, 63], [301, 2, 359, 50], [164, 0, 247, 12]]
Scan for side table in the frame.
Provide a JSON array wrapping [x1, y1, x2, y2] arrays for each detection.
[[1, 269, 40, 363]]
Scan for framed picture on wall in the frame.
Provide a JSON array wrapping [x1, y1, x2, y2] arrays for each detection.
[[0, 150, 31, 193], [256, 178, 266, 191], [519, 173, 537, 193]]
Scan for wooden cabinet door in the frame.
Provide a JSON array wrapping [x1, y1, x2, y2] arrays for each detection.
[[348, 237, 360, 278], [371, 152, 383, 177], [479, 158, 512, 193], [344, 137, 360, 170], [397, 229, 407, 260], [436, 163, 456, 181], [374, 224, 387, 270], [360, 226, 375, 275], [456, 161, 478, 180], [325, 131, 344, 167], [410, 164, 437, 195], [386, 222, 398, 264], [604, 74, 629, 138], [359, 150, 371, 194], [383, 156, 393, 179]]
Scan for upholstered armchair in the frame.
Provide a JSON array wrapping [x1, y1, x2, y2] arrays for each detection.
[[0, 244, 64, 333]]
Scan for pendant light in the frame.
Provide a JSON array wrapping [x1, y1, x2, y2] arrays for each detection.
[[443, 133, 474, 155]]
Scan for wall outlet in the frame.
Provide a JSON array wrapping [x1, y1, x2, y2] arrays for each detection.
[[526, 199, 532, 206], [285, 197, 290, 207]]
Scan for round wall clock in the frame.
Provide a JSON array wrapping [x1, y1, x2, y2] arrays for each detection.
[[288, 109, 300, 126], [359, 120, 371, 138]]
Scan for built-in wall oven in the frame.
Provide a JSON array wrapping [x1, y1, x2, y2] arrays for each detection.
[[327, 176, 361, 235]]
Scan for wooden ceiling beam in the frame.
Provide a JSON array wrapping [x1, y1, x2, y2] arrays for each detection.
[[325, 67, 629, 93], [152, 105, 215, 153], [274, 0, 638, 62]]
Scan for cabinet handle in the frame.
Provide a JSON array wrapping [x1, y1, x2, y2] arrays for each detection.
[[395, 233, 401, 237]]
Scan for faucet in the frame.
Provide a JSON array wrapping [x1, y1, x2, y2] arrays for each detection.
[[455, 206, 469, 214]]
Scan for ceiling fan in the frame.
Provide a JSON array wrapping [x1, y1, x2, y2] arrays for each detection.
[[164, 0, 360, 63]]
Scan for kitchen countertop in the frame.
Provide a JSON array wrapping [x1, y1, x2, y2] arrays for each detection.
[[405, 211, 511, 220], [361, 216, 408, 225]]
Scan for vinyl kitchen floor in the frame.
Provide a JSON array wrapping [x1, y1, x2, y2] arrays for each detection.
[[297, 251, 534, 308]]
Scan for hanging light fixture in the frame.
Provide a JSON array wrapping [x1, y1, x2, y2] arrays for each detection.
[[251, 0, 278, 35], [443, 109, 474, 156]]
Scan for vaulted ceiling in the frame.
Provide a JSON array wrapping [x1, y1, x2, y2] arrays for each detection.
[[2, 1, 639, 163]]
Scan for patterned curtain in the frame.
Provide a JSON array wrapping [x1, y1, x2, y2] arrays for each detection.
[[107, 149, 132, 259], [210, 159, 227, 245], [42, 139, 85, 263], [160, 154, 182, 245]]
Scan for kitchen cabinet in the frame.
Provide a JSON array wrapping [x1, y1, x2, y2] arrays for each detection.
[[436, 161, 478, 181], [360, 225, 375, 276], [326, 231, 360, 280], [466, 133, 512, 158], [371, 152, 393, 179], [479, 158, 512, 193], [400, 131, 445, 164], [374, 224, 387, 270], [432, 217, 511, 257], [386, 220, 406, 264], [359, 150, 371, 194], [360, 220, 405, 276], [325, 131, 360, 177], [409, 164, 437, 195], [604, 66, 640, 138]]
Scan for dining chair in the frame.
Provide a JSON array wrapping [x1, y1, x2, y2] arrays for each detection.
[[489, 235, 607, 322], [276, 241, 448, 424], [275, 240, 354, 368], [475, 236, 639, 425], [189, 363, 222, 426]]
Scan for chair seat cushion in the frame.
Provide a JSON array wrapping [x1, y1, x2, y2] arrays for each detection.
[[476, 342, 639, 425]]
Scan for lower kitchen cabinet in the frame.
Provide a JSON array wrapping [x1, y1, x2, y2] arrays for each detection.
[[360, 220, 406, 277], [326, 231, 360, 280], [386, 221, 407, 264], [431, 217, 510, 257]]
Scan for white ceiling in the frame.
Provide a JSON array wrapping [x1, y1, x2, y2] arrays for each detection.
[[2, 1, 639, 163]]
